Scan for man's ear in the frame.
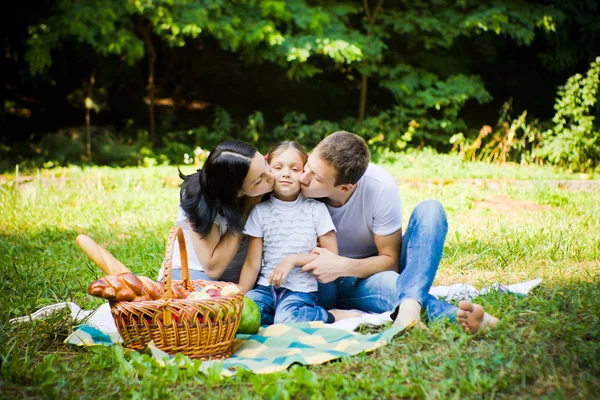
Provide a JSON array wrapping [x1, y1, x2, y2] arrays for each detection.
[[339, 183, 355, 193]]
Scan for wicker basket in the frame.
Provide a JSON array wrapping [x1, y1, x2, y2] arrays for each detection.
[[110, 226, 244, 359]]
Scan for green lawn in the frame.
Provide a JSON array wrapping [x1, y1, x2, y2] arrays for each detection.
[[1, 154, 599, 399]]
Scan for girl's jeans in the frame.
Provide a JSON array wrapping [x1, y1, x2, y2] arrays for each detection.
[[247, 285, 332, 325]]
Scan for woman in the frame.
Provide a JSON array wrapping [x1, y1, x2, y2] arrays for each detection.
[[158, 140, 274, 283]]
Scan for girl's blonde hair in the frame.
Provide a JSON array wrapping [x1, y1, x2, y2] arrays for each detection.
[[267, 141, 308, 165]]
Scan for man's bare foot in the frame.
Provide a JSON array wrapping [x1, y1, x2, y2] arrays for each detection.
[[457, 300, 499, 334], [329, 309, 362, 321], [392, 299, 428, 331]]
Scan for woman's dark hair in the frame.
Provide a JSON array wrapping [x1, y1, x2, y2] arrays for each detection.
[[179, 140, 257, 238]]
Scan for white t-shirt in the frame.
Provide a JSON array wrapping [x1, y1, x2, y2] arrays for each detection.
[[243, 194, 336, 292], [327, 164, 402, 259], [157, 206, 248, 283]]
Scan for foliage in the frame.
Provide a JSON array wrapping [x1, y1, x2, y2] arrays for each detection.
[[540, 56, 600, 171], [22, 0, 565, 158], [358, 0, 561, 137], [450, 100, 546, 165], [365, 71, 490, 147], [25, 1, 369, 79], [539, 0, 600, 71]]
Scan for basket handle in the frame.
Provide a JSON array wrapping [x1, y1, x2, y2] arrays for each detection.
[[162, 226, 191, 301]]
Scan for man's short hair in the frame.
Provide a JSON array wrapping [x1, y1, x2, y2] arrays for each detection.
[[315, 131, 370, 186]]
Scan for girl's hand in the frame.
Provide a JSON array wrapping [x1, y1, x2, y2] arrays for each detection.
[[269, 259, 294, 287]]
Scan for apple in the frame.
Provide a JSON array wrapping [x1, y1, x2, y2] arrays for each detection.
[[220, 284, 241, 297], [200, 284, 218, 293], [187, 291, 211, 300], [206, 288, 221, 298]]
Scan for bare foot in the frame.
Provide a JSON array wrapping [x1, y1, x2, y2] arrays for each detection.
[[392, 299, 427, 331], [457, 300, 499, 334], [329, 309, 362, 322]]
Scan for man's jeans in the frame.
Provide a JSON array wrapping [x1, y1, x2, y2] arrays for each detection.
[[317, 199, 458, 322], [247, 285, 332, 325]]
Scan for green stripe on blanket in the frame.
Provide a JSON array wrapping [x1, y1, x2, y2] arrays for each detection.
[[66, 322, 404, 375]]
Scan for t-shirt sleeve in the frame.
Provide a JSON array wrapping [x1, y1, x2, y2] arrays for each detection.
[[176, 206, 187, 226], [372, 178, 403, 236], [243, 206, 264, 238], [314, 202, 337, 237]]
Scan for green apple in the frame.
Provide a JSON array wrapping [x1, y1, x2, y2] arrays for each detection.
[[187, 291, 211, 300]]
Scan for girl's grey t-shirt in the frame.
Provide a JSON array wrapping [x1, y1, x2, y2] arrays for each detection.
[[326, 163, 403, 259], [243, 194, 336, 293], [157, 207, 248, 283]]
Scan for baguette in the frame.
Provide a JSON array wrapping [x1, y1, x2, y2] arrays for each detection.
[[76, 234, 131, 275], [88, 272, 188, 302]]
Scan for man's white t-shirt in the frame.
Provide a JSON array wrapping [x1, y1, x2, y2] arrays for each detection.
[[326, 164, 402, 259], [157, 207, 248, 283]]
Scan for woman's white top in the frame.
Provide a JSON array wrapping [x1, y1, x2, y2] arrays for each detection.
[[157, 206, 248, 282]]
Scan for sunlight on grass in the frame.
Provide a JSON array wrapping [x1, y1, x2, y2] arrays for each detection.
[[1, 157, 598, 398]]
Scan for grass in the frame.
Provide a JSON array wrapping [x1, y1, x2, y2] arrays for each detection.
[[1, 153, 599, 399]]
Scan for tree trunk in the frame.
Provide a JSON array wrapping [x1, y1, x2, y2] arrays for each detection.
[[358, 0, 385, 122], [85, 69, 95, 160], [137, 18, 158, 147], [359, 72, 368, 122], [85, 108, 91, 159]]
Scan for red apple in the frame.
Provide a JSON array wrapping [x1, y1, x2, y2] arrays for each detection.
[[206, 288, 221, 298]]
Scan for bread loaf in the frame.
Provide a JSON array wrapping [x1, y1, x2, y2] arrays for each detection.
[[88, 272, 188, 302], [76, 234, 131, 275]]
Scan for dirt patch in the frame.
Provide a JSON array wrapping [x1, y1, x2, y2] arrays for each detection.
[[397, 178, 600, 191], [472, 196, 551, 213]]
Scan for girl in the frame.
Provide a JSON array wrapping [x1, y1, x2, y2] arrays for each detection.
[[158, 140, 274, 283], [240, 141, 359, 325]]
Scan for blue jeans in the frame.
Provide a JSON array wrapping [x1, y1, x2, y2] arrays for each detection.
[[246, 285, 333, 325], [317, 200, 458, 322]]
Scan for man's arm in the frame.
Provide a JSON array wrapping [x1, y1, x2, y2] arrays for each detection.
[[270, 230, 337, 287], [301, 229, 402, 283]]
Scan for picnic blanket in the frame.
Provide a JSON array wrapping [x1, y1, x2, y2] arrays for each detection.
[[9, 279, 542, 375], [66, 322, 404, 376]]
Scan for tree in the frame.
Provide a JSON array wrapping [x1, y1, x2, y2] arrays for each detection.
[[26, 0, 370, 147], [352, 0, 563, 144]]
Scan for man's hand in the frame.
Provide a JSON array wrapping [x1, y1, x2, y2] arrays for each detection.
[[269, 258, 295, 287], [301, 247, 349, 284]]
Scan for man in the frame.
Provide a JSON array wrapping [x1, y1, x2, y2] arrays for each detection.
[[299, 131, 498, 333]]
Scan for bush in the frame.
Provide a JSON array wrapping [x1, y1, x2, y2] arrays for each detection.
[[540, 56, 600, 171], [38, 130, 87, 165]]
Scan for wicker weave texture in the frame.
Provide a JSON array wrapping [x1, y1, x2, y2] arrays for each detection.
[[110, 226, 243, 359]]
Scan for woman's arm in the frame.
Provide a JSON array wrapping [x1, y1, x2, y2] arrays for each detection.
[[187, 223, 246, 279], [239, 236, 264, 293], [187, 196, 263, 280]]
